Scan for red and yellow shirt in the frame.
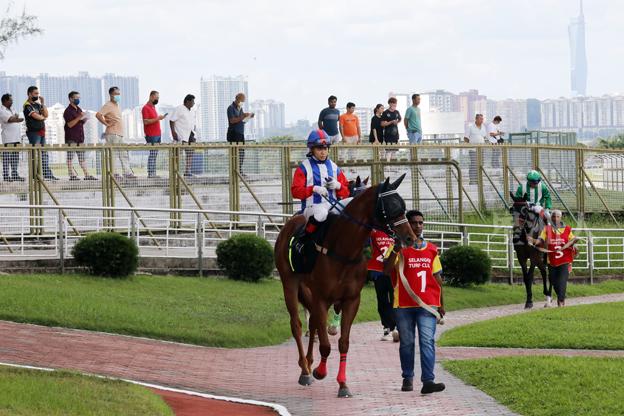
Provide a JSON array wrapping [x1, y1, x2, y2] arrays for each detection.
[[539, 225, 575, 266], [391, 242, 442, 308], [367, 230, 394, 272]]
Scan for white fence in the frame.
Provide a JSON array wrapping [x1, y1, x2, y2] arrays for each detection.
[[0, 205, 621, 282]]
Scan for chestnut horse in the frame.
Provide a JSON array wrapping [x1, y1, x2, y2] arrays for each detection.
[[275, 174, 415, 397]]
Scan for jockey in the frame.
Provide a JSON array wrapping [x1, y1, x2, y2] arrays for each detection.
[[291, 129, 350, 236], [515, 170, 552, 221]]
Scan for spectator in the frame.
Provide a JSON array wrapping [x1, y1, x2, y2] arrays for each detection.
[[339, 102, 361, 162], [381, 97, 401, 161], [404, 94, 422, 144], [23, 86, 57, 180], [227, 93, 253, 168], [318, 95, 341, 144], [368, 228, 398, 342], [142, 91, 166, 179], [532, 209, 579, 307], [0, 93, 24, 182], [170, 94, 197, 177], [97, 87, 135, 179], [63, 91, 96, 181], [384, 210, 446, 395], [463, 113, 488, 185], [369, 104, 384, 144], [487, 115, 504, 168]]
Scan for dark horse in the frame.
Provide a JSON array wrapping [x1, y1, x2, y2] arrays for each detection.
[[275, 174, 415, 398], [509, 192, 552, 309]]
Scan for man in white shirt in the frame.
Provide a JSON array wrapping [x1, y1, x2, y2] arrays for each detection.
[[487, 116, 504, 168], [0, 93, 25, 182], [170, 94, 197, 177], [463, 114, 487, 185]]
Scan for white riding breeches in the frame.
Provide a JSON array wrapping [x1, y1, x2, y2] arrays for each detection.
[[303, 198, 353, 222]]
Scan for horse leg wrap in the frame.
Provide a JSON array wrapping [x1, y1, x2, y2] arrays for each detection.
[[337, 353, 347, 384], [316, 357, 328, 377]]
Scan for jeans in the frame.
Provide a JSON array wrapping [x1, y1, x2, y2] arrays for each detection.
[[370, 271, 396, 331], [394, 306, 437, 382], [26, 132, 53, 178], [227, 130, 245, 167], [2, 143, 20, 179], [549, 264, 570, 301], [468, 149, 477, 184], [145, 135, 161, 177], [407, 131, 422, 145]]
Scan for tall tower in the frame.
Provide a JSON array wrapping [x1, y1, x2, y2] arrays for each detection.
[[568, 0, 587, 96]]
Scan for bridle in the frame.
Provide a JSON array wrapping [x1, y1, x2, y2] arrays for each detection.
[[322, 186, 408, 240]]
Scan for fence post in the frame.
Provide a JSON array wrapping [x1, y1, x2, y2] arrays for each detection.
[[507, 229, 514, 285], [130, 210, 137, 242], [461, 226, 468, 246], [587, 231, 594, 285], [476, 147, 486, 213], [58, 208, 65, 274], [257, 215, 264, 238], [196, 212, 203, 278]]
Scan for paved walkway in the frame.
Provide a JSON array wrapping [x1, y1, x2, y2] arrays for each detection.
[[0, 292, 622, 416]]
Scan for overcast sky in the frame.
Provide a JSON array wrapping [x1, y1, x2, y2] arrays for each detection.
[[2, 0, 623, 122]]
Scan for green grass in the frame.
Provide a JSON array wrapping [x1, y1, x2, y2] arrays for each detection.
[[0, 274, 623, 348], [0, 366, 172, 416], [444, 356, 624, 416], [440, 302, 624, 350]]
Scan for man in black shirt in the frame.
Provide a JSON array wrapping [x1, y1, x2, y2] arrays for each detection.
[[381, 97, 401, 161], [23, 86, 57, 180]]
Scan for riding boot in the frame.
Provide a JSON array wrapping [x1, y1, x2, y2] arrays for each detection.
[[295, 216, 322, 254]]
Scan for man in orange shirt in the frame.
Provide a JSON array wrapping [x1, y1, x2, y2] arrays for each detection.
[[339, 102, 360, 162]]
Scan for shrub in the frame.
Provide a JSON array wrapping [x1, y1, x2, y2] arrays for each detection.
[[440, 245, 491, 287], [216, 234, 274, 282], [72, 232, 138, 278]]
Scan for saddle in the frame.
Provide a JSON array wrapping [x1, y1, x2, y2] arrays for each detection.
[[288, 214, 338, 273]]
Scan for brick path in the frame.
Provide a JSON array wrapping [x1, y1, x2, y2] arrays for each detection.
[[0, 292, 622, 416]]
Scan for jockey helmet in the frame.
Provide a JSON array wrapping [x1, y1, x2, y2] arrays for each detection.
[[527, 170, 541, 183], [307, 130, 330, 149]]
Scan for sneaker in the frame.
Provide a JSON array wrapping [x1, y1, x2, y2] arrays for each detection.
[[44, 175, 59, 181], [380, 328, 392, 341], [123, 173, 137, 179], [69, 175, 80, 181], [392, 329, 400, 343], [12, 175, 25, 182], [113, 173, 123, 181], [3, 176, 12, 182], [401, 378, 413, 392], [421, 381, 445, 394], [327, 311, 341, 336], [148, 174, 161, 179], [544, 296, 552, 308], [183, 172, 193, 177], [84, 175, 98, 181]]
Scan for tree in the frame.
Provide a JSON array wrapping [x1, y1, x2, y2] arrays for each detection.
[[597, 134, 624, 150], [0, 2, 42, 60]]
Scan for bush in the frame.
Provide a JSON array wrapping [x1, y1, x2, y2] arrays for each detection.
[[441, 245, 491, 287], [216, 234, 274, 282], [72, 232, 138, 278]]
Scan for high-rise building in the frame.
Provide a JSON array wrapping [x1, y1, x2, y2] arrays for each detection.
[[158, 104, 176, 142], [526, 99, 542, 130], [37, 72, 104, 111], [612, 97, 624, 127], [354, 107, 374, 137], [102, 73, 140, 111], [420, 90, 458, 113], [200, 75, 248, 142], [458, 89, 487, 122], [0, 71, 37, 106], [249, 99, 286, 139], [569, 0, 588, 96]]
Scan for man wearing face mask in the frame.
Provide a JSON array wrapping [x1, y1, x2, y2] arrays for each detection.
[[23, 86, 57, 180], [227, 93, 254, 167], [97, 87, 135, 179], [63, 91, 96, 181], [142, 91, 166, 178]]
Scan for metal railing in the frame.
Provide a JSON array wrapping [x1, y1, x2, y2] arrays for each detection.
[[1, 142, 623, 228], [0, 204, 621, 282]]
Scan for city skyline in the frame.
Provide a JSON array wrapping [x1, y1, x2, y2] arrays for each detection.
[[2, 1, 623, 123]]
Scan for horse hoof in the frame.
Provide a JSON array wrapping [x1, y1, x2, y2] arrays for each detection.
[[298, 374, 314, 386], [337, 387, 352, 398], [524, 301, 533, 309], [312, 368, 327, 380]]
